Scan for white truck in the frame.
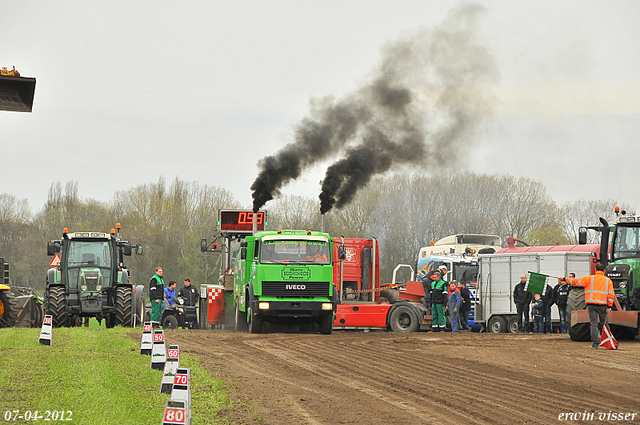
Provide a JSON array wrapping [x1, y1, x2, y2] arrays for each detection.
[[476, 245, 599, 333]]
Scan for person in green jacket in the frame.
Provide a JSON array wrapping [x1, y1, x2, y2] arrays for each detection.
[[149, 267, 164, 323], [430, 269, 448, 332]]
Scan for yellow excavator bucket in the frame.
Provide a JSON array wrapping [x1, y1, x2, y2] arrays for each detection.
[[0, 67, 36, 112]]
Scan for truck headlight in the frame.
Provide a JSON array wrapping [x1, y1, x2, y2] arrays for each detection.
[[96, 285, 102, 291], [620, 281, 627, 288], [81, 285, 87, 291], [258, 302, 270, 310], [322, 303, 333, 310]]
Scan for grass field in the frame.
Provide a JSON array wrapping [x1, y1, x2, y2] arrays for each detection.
[[0, 327, 232, 424]]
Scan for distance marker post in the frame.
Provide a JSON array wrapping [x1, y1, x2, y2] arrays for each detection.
[[161, 345, 180, 394], [169, 367, 191, 424], [150, 329, 166, 370], [162, 399, 189, 425], [38, 315, 53, 346], [140, 322, 153, 355]]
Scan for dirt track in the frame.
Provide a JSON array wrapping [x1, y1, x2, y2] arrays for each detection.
[[147, 330, 640, 425]]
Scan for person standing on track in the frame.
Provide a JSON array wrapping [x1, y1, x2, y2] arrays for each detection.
[[561, 263, 615, 349], [554, 274, 573, 334], [458, 281, 471, 331], [430, 268, 448, 332], [149, 267, 164, 324], [513, 274, 533, 333], [446, 281, 462, 333]]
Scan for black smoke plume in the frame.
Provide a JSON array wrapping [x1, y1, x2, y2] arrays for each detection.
[[251, 3, 497, 213]]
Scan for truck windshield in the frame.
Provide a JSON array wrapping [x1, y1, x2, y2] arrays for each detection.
[[260, 239, 330, 265], [612, 225, 640, 260], [454, 264, 479, 286]]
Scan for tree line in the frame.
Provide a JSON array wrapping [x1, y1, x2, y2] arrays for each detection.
[[0, 173, 627, 291]]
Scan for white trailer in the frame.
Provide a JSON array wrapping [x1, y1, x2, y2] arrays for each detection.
[[477, 251, 594, 333]]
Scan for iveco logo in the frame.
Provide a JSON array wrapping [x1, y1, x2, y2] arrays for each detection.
[[285, 285, 306, 290]]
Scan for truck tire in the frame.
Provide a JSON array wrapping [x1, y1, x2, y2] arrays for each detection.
[[115, 287, 133, 327], [235, 303, 248, 332], [508, 316, 519, 333], [163, 314, 179, 330], [380, 289, 399, 304], [389, 305, 420, 333], [248, 307, 263, 334], [319, 314, 333, 335], [488, 315, 507, 333], [0, 289, 19, 327], [566, 288, 590, 342], [46, 286, 67, 328]]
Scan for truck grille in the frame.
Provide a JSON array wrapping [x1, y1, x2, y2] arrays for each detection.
[[261, 281, 330, 297], [82, 271, 100, 291]]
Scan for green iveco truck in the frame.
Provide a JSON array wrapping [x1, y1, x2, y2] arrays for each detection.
[[233, 229, 340, 334]]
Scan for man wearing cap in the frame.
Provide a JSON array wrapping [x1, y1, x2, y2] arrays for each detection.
[[430, 266, 448, 332]]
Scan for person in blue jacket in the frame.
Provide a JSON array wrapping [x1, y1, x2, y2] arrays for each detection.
[[164, 281, 177, 308], [447, 281, 462, 333]]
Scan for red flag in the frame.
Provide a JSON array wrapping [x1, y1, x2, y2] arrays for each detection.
[[599, 324, 619, 350]]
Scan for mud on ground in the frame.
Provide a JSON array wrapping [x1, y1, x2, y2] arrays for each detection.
[[137, 330, 640, 425]]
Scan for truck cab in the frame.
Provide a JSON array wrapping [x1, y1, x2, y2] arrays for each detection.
[[234, 230, 337, 334]]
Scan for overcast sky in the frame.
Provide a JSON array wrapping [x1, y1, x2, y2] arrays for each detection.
[[2, 1, 640, 213]]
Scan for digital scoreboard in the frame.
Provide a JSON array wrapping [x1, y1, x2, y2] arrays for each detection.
[[217, 210, 267, 234]]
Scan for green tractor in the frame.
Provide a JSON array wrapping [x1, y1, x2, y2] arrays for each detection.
[[45, 224, 143, 328], [573, 208, 640, 339]]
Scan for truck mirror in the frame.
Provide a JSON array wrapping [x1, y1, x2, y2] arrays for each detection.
[[241, 247, 247, 260], [123, 243, 132, 256], [338, 245, 346, 260], [47, 241, 60, 256], [200, 239, 208, 252], [578, 227, 587, 245], [136, 244, 143, 255]]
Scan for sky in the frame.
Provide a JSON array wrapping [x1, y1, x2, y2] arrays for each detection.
[[2, 1, 640, 213]]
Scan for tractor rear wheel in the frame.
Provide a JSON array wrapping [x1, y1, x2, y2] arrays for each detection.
[[567, 288, 590, 341], [0, 289, 19, 327], [46, 286, 67, 328], [115, 287, 133, 327]]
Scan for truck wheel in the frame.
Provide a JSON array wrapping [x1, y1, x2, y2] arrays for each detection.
[[566, 287, 590, 341], [488, 316, 507, 333], [319, 314, 333, 335], [0, 289, 19, 327], [380, 289, 399, 304], [235, 303, 248, 332], [248, 307, 263, 334], [163, 314, 179, 330], [389, 305, 419, 333], [508, 316, 519, 333], [31, 301, 44, 328], [46, 287, 67, 328], [115, 287, 133, 327]]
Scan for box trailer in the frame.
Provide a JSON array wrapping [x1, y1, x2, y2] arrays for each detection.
[[477, 249, 597, 333]]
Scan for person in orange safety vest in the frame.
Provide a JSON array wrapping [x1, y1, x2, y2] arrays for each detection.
[[562, 263, 614, 349]]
